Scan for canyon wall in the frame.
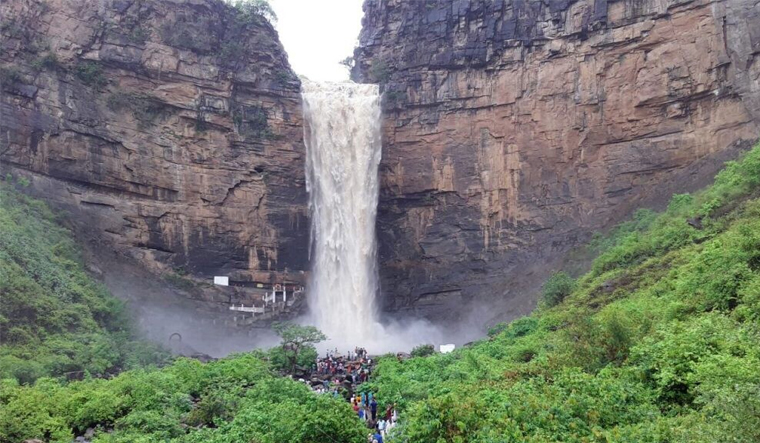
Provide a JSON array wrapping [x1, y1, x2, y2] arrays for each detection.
[[0, 0, 308, 295], [354, 0, 760, 322]]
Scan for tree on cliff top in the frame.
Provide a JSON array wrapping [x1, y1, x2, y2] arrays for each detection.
[[270, 323, 326, 375], [226, 0, 277, 23]]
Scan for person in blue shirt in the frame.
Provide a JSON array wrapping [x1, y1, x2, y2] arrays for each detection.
[[370, 398, 378, 421], [373, 430, 383, 443]]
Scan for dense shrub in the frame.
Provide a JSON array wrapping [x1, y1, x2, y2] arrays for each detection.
[[107, 92, 166, 129], [0, 181, 169, 383], [541, 271, 575, 307], [0, 66, 21, 85], [0, 354, 366, 443], [74, 62, 107, 87], [410, 344, 435, 358]]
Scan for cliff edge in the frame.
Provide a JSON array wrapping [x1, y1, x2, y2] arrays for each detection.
[[354, 0, 760, 323]]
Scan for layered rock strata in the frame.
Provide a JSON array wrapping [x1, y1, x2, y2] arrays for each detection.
[[0, 0, 309, 303], [354, 0, 760, 322]]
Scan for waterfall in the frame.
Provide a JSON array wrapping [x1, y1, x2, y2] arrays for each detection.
[[302, 81, 383, 347]]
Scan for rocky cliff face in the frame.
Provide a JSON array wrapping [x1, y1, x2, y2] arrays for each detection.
[[0, 0, 308, 297], [354, 0, 760, 322]]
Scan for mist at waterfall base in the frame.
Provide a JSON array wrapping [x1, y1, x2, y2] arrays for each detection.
[[300, 81, 447, 354]]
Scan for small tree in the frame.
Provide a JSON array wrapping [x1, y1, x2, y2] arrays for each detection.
[[340, 56, 355, 71], [542, 271, 576, 307], [271, 323, 326, 374], [227, 0, 277, 23]]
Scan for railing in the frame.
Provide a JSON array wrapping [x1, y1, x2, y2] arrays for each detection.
[[229, 305, 266, 314], [228, 285, 305, 317]]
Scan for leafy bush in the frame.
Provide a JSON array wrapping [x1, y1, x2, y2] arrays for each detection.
[[31, 52, 58, 71], [75, 62, 107, 87], [227, 0, 277, 24], [410, 344, 435, 358], [127, 26, 150, 45], [368, 59, 390, 83], [232, 105, 275, 139], [106, 92, 166, 128], [541, 271, 575, 307], [0, 354, 366, 443], [268, 323, 325, 374]]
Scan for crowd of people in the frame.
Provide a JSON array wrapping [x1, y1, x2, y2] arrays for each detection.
[[305, 347, 398, 442]]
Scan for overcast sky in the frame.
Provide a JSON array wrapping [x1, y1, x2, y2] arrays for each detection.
[[269, 0, 365, 82]]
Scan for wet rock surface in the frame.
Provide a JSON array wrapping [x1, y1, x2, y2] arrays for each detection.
[[0, 0, 309, 300], [354, 0, 760, 324]]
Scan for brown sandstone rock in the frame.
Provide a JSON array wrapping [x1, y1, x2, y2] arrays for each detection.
[[354, 0, 760, 324], [0, 0, 309, 303]]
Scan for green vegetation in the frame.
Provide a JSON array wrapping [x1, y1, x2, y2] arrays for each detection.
[[0, 354, 366, 443], [0, 180, 364, 443], [162, 272, 197, 292], [340, 56, 355, 70], [0, 66, 21, 85], [127, 26, 150, 45], [163, 1, 275, 59], [160, 15, 217, 54], [368, 60, 390, 83], [0, 179, 169, 385], [75, 62, 107, 88], [410, 344, 435, 358], [31, 52, 59, 71], [218, 1, 277, 68], [541, 271, 576, 307], [267, 323, 325, 375], [106, 92, 165, 129], [227, 0, 277, 24], [360, 144, 760, 442], [232, 105, 277, 139]]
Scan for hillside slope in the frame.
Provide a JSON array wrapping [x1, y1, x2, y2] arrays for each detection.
[[363, 144, 760, 442], [0, 178, 168, 384]]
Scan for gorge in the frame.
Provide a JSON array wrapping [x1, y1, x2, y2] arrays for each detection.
[[2, 0, 760, 343], [4, 0, 760, 441]]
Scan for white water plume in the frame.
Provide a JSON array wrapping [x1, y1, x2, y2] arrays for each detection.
[[302, 81, 445, 353], [302, 81, 383, 345]]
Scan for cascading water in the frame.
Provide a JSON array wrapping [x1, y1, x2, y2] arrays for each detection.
[[302, 81, 384, 348]]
